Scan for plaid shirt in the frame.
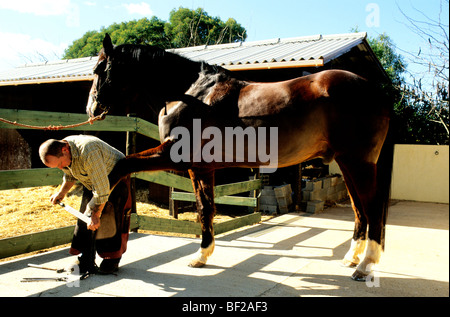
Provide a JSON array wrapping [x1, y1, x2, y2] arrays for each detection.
[[62, 135, 125, 205]]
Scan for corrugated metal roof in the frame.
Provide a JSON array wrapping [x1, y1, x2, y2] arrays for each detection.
[[172, 33, 366, 66], [0, 56, 98, 85], [0, 32, 368, 86]]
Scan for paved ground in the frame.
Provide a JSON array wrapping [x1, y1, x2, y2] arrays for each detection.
[[0, 201, 448, 298]]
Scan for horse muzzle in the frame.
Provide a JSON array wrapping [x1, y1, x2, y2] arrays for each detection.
[[87, 96, 109, 120]]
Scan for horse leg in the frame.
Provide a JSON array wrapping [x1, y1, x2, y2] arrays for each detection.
[[108, 140, 182, 190], [337, 159, 368, 267], [342, 178, 368, 267], [353, 196, 386, 281], [188, 168, 216, 268], [336, 156, 380, 281]]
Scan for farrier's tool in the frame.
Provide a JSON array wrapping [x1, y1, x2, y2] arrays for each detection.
[[27, 263, 67, 273], [58, 202, 91, 224], [21, 277, 69, 282], [22, 263, 92, 282], [22, 264, 68, 283]]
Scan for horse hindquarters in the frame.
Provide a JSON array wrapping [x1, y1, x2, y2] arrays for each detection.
[[188, 168, 216, 267]]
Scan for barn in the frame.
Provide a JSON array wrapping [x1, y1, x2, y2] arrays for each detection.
[[0, 32, 389, 209]]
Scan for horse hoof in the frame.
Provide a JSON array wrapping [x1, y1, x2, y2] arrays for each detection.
[[189, 242, 214, 268], [351, 270, 369, 282], [189, 259, 206, 268]]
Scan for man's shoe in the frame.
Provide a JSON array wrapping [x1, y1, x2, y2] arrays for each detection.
[[98, 258, 120, 275], [67, 256, 98, 275]]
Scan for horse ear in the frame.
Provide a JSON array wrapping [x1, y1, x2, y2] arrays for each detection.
[[103, 33, 114, 56]]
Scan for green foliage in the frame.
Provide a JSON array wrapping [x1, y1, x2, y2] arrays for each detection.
[[64, 17, 168, 59], [366, 33, 406, 86], [63, 8, 246, 59], [164, 7, 246, 48], [396, 85, 449, 145]]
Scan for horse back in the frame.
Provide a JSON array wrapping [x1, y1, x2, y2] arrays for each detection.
[[237, 69, 386, 118]]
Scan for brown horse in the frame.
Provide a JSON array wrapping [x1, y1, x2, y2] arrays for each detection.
[[87, 34, 393, 281]]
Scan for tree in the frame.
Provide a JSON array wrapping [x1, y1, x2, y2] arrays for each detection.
[[367, 33, 407, 87], [64, 17, 167, 59], [164, 7, 247, 48], [396, 0, 449, 144], [63, 8, 247, 59]]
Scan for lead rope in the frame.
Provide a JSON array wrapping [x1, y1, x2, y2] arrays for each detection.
[[0, 111, 108, 130]]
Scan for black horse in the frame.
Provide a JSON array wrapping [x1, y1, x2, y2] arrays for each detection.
[[87, 34, 393, 281]]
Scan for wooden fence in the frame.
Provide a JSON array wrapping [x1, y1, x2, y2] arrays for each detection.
[[0, 108, 262, 259]]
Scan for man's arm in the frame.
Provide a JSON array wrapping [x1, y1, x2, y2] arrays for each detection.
[[50, 179, 76, 204]]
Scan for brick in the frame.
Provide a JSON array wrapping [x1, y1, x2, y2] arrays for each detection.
[[337, 182, 347, 192], [301, 190, 311, 201], [277, 197, 291, 207], [322, 177, 332, 189], [278, 205, 290, 214], [304, 182, 313, 191], [330, 176, 339, 187], [260, 195, 277, 205], [261, 187, 275, 195], [327, 186, 337, 196], [274, 184, 292, 198], [338, 190, 348, 201], [305, 180, 322, 191], [327, 193, 339, 202], [306, 200, 324, 214], [310, 188, 327, 201], [261, 175, 270, 186], [260, 204, 278, 214]]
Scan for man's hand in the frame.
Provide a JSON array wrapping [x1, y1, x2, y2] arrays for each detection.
[[86, 201, 106, 231], [87, 211, 101, 231], [50, 180, 76, 204], [50, 192, 66, 205]]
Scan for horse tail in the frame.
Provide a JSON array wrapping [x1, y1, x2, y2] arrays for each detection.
[[375, 94, 396, 250]]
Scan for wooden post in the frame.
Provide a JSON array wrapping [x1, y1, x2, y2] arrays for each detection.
[[253, 168, 260, 213], [126, 114, 137, 227], [295, 163, 302, 211], [169, 185, 179, 219]]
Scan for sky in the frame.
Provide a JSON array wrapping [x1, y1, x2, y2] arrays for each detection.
[[0, 0, 448, 84]]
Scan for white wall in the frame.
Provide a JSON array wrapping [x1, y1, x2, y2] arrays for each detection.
[[329, 144, 449, 204]]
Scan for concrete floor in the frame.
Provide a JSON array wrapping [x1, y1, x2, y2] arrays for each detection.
[[0, 201, 448, 298]]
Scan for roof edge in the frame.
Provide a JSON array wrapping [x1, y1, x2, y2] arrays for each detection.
[[14, 56, 97, 70], [0, 75, 94, 86]]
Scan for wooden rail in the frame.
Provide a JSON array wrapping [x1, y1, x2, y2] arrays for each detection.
[[0, 108, 159, 139]]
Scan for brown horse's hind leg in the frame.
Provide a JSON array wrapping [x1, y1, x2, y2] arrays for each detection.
[[342, 179, 368, 267], [108, 140, 183, 190], [337, 158, 368, 267], [188, 168, 216, 267], [335, 156, 382, 281]]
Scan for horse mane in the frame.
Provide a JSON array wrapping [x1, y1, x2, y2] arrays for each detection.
[[104, 41, 241, 117], [112, 43, 234, 79], [112, 44, 176, 64]]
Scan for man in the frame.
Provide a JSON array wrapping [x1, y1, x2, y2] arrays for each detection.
[[39, 135, 132, 276]]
